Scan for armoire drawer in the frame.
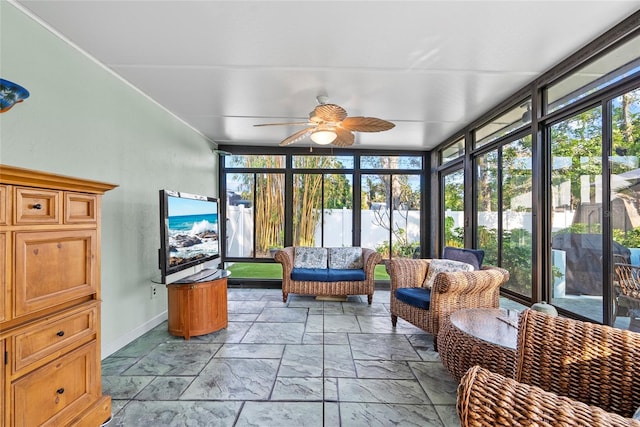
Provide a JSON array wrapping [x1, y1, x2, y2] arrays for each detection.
[[11, 342, 99, 427], [65, 192, 97, 224], [12, 304, 97, 374], [14, 187, 61, 225]]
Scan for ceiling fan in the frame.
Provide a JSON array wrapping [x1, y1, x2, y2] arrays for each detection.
[[254, 96, 395, 147]]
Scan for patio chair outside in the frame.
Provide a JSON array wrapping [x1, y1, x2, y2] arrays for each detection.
[[613, 261, 640, 332]]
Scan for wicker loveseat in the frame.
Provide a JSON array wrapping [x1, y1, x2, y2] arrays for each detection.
[[457, 309, 640, 426], [275, 246, 381, 304], [387, 258, 509, 349]]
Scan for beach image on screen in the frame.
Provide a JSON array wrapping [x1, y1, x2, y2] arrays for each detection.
[[167, 195, 219, 268]]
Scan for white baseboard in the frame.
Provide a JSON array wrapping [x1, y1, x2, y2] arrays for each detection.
[[101, 310, 168, 359]]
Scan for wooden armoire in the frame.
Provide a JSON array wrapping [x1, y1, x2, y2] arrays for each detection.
[[0, 164, 116, 426]]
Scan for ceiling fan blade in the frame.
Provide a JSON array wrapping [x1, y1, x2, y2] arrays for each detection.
[[279, 128, 313, 146], [340, 117, 395, 132], [310, 104, 348, 123], [332, 128, 355, 147], [254, 122, 311, 127]]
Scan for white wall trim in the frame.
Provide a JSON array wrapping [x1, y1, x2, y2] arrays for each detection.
[[101, 310, 168, 360]]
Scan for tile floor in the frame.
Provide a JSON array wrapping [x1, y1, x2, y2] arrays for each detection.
[[102, 288, 461, 426]]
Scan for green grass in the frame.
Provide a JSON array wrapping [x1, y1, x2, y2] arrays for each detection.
[[226, 262, 282, 278], [226, 262, 390, 280], [374, 264, 390, 280]]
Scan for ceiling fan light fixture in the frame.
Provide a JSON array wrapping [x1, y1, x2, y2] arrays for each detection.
[[257, 96, 394, 147], [310, 127, 337, 145]]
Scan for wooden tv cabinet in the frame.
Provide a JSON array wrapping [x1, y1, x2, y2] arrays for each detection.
[[0, 164, 116, 427], [167, 270, 229, 340]]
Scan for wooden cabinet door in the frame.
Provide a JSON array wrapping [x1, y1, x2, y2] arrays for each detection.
[[0, 232, 6, 323], [1, 339, 5, 427], [12, 342, 99, 427], [0, 185, 8, 225], [167, 277, 228, 339], [14, 230, 97, 317]]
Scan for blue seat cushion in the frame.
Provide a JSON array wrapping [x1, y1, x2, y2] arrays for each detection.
[[327, 268, 366, 281], [442, 246, 484, 270], [395, 287, 431, 310], [291, 268, 366, 282]]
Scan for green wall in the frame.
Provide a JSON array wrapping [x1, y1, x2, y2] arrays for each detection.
[[1, 2, 218, 357]]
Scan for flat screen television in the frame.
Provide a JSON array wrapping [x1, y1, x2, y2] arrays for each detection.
[[159, 189, 221, 283]]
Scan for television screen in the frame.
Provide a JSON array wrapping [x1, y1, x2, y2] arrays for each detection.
[[159, 190, 220, 282]]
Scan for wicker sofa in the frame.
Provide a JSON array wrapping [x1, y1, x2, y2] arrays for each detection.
[[387, 258, 509, 349], [457, 309, 640, 426], [275, 246, 381, 304]]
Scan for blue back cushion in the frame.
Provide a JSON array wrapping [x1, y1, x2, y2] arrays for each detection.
[[395, 287, 431, 310], [442, 246, 484, 270]]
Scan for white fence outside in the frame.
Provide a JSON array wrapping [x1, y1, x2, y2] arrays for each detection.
[[226, 206, 421, 257], [225, 206, 571, 257]]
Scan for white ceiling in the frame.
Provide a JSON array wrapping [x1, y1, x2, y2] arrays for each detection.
[[14, 1, 640, 151]]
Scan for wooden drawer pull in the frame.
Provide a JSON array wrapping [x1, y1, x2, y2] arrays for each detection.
[[32, 203, 42, 210], [56, 388, 65, 394], [56, 331, 65, 337]]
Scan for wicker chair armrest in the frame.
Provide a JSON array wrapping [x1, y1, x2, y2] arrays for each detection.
[[458, 366, 640, 427], [387, 258, 431, 291], [362, 248, 382, 277], [432, 266, 509, 296], [274, 247, 295, 275]]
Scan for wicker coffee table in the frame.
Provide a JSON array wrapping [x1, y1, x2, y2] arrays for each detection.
[[438, 307, 518, 382]]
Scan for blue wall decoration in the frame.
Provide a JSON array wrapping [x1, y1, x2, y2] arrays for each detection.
[[0, 78, 30, 113]]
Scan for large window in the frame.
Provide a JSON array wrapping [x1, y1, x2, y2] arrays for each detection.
[[549, 105, 604, 322], [226, 172, 286, 258], [436, 17, 640, 327], [224, 155, 286, 260], [475, 134, 533, 298], [442, 169, 464, 249], [292, 172, 354, 247], [292, 155, 354, 247], [476, 150, 499, 265], [222, 152, 424, 281], [361, 155, 422, 259], [610, 87, 640, 329], [361, 174, 421, 258], [501, 136, 533, 297]]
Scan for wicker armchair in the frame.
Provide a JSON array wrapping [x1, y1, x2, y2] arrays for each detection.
[[457, 309, 640, 426], [387, 258, 509, 348]]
